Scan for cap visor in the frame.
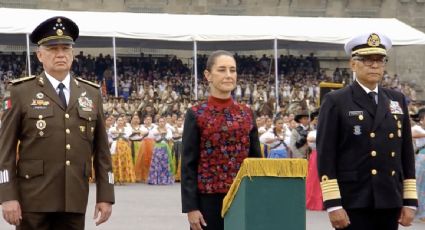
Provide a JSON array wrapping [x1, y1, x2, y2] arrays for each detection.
[[40, 39, 74, 46], [352, 47, 387, 56]]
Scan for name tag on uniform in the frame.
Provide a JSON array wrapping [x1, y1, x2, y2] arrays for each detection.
[[348, 111, 363, 116]]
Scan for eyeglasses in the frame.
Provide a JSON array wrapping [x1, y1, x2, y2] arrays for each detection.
[[352, 56, 388, 66]]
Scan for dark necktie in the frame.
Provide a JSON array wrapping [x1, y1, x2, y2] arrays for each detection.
[[58, 83, 67, 108], [368, 91, 378, 105]]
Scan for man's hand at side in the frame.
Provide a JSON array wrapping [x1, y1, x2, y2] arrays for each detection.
[[2, 200, 22, 226], [93, 202, 112, 226], [328, 208, 350, 229]]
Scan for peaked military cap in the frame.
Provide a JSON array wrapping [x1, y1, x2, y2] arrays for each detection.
[[30, 16, 79, 46], [344, 32, 392, 57]]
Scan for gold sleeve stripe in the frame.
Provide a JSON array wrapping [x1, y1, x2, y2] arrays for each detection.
[[403, 179, 418, 199], [320, 179, 341, 201]]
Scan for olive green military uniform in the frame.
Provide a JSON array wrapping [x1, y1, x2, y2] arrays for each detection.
[[0, 73, 115, 228]]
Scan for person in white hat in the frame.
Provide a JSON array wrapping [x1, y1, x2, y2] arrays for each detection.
[[317, 32, 418, 229]]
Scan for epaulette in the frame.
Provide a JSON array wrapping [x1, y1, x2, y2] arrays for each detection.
[[9, 76, 36, 85], [75, 77, 100, 88]]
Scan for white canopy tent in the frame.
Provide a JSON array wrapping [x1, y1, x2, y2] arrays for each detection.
[[1, 7, 425, 102]]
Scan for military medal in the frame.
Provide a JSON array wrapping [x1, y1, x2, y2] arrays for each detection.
[[80, 126, 86, 132], [36, 120, 46, 130]]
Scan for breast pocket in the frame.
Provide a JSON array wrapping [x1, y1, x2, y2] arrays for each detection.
[[27, 107, 54, 138], [77, 108, 98, 141]]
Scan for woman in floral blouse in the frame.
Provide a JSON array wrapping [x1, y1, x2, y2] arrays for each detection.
[[181, 50, 261, 230]]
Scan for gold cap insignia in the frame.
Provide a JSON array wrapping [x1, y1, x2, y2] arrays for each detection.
[[56, 29, 63, 36], [367, 33, 381, 47]]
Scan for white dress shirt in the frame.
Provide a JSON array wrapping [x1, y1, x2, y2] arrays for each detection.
[[45, 71, 71, 105]]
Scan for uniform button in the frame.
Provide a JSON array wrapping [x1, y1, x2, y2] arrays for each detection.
[[25, 175, 30, 179], [38, 115, 43, 119], [358, 115, 364, 121], [66, 160, 71, 166], [65, 114, 70, 119], [389, 133, 394, 139], [66, 129, 70, 134], [66, 144, 71, 150], [89, 117, 92, 121], [371, 169, 377, 175], [371, 151, 377, 157], [391, 152, 396, 157], [391, 170, 396, 176], [370, 132, 376, 138]]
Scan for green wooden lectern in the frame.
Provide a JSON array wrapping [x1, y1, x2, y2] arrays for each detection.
[[222, 159, 308, 230]]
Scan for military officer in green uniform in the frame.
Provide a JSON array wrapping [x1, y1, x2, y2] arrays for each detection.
[[0, 16, 115, 230], [317, 32, 418, 229]]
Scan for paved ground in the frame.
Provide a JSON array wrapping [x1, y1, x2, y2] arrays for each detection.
[[1, 183, 424, 230]]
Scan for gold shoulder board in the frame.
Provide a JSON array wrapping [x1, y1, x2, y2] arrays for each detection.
[[9, 76, 36, 85], [75, 77, 100, 88]]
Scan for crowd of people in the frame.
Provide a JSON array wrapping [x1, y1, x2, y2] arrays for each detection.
[[1, 52, 419, 119]]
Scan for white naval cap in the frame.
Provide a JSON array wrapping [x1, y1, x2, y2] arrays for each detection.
[[344, 32, 392, 57]]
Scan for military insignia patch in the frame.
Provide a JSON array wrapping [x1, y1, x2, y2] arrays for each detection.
[[2, 99, 12, 110], [353, 125, 362, 135], [31, 99, 50, 109], [36, 120, 46, 130], [108, 172, 114, 184], [78, 92, 94, 112], [389, 100, 403, 114], [36, 92, 44, 99]]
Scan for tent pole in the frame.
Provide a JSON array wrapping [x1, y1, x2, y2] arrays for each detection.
[[26, 33, 31, 77], [193, 40, 198, 101], [112, 37, 118, 97], [274, 38, 279, 115]]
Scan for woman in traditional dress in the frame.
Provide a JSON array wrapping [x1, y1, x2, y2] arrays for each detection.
[[147, 117, 174, 185], [172, 116, 184, 181], [128, 113, 143, 165], [134, 115, 156, 182], [305, 110, 323, 210], [109, 115, 136, 184], [259, 116, 289, 158], [411, 108, 425, 222]]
